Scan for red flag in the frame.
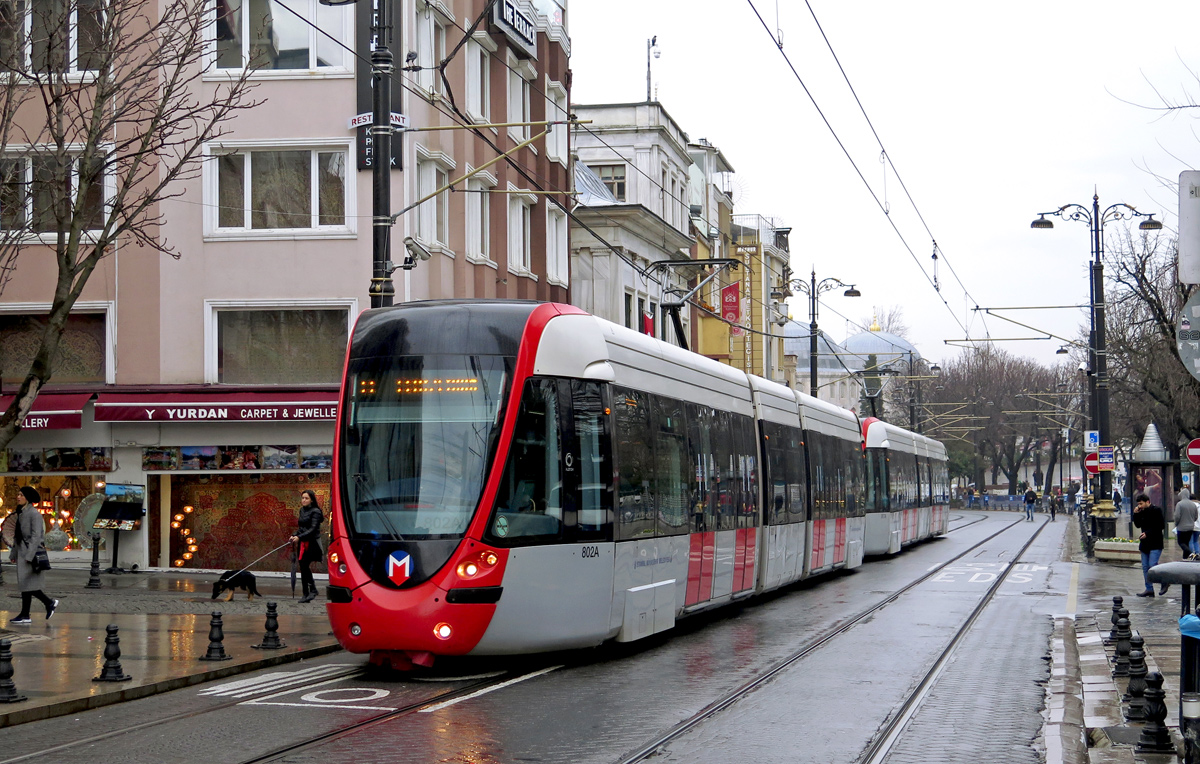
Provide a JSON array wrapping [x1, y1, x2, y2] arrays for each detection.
[[721, 282, 741, 324], [642, 312, 654, 335]]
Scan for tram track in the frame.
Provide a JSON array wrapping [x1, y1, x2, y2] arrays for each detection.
[[617, 514, 1039, 764]]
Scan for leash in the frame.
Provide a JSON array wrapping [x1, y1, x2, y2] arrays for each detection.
[[227, 541, 292, 579]]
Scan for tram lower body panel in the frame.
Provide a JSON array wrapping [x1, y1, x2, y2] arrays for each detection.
[[863, 512, 901, 555], [806, 517, 865, 576], [761, 522, 806, 592]]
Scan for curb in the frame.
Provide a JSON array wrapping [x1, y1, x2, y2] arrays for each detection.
[[0, 642, 344, 728], [1045, 615, 1089, 764]]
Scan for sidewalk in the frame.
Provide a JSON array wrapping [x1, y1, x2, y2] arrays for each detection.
[[0, 563, 341, 728]]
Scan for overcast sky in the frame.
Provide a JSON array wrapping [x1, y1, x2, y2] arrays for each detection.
[[569, 1, 1200, 368]]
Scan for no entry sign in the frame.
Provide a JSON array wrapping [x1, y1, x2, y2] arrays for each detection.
[[1084, 452, 1100, 475], [1188, 438, 1200, 466]]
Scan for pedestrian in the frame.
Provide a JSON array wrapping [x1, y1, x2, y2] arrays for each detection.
[[1113, 487, 1123, 514], [288, 489, 324, 604], [1024, 487, 1037, 521], [1067, 483, 1077, 515], [966, 486, 975, 508], [8, 486, 58, 624], [982, 492, 990, 508], [1175, 488, 1199, 560], [1133, 493, 1167, 597], [1050, 490, 1059, 522]]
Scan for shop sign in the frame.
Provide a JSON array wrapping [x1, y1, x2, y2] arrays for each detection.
[[493, 0, 537, 58], [95, 394, 338, 423]]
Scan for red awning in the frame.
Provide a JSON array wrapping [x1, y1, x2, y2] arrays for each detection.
[[93, 391, 338, 423], [0, 393, 94, 430]]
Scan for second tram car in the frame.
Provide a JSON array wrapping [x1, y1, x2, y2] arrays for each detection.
[[861, 417, 950, 555], [324, 301, 947, 667]]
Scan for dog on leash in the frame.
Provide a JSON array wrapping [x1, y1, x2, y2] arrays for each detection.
[[211, 570, 262, 601]]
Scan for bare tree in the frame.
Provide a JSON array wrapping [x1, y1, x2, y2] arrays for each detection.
[[0, 0, 258, 450]]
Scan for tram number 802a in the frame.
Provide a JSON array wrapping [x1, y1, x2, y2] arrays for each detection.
[[581, 545, 600, 559]]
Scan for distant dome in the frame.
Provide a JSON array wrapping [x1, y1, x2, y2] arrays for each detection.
[[781, 322, 861, 371], [842, 327, 920, 366]]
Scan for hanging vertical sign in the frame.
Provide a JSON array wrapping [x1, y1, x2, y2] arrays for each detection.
[[356, 0, 404, 172], [1180, 170, 1200, 283], [723, 282, 743, 336]]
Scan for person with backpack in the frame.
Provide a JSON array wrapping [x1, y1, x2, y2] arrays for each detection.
[[1023, 487, 1037, 521]]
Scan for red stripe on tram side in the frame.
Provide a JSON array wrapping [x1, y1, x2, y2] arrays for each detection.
[[742, 528, 758, 591], [812, 519, 824, 570], [686, 533, 704, 605], [699, 531, 715, 601], [732, 528, 746, 590], [834, 517, 846, 565]]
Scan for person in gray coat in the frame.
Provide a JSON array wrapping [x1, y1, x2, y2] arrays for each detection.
[[8, 486, 57, 624], [1176, 488, 1200, 559]]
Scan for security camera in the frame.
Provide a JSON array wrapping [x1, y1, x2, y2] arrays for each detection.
[[1078, 361, 1088, 373], [404, 236, 432, 262]]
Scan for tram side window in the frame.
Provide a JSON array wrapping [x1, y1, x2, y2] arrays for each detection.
[[653, 394, 689, 536], [572, 379, 612, 540], [763, 422, 797, 525], [713, 410, 737, 531], [733, 414, 758, 529], [685, 402, 715, 533], [809, 433, 825, 521], [614, 387, 655, 540], [847, 440, 864, 517], [488, 378, 563, 543]]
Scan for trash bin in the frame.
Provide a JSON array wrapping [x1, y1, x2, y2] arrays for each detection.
[[1149, 560, 1200, 758]]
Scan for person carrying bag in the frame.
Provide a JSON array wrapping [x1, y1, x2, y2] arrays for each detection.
[[8, 486, 58, 624]]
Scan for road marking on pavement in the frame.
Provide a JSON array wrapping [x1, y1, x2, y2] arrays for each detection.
[[1066, 562, 1079, 613], [419, 665, 562, 713], [242, 671, 389, 709], [200, 664, 360, 698]]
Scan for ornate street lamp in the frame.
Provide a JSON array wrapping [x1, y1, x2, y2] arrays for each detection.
[[790, 270, 860, 398], [1031, 193, 1162, 538]]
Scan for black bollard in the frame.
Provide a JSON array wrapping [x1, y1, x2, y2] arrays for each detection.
[[1136, 672, 1176, 754], [1112, 616, 1132, 677], [1105, 595, 1124, 645], [199, 611, 232, 661], [0, 639, 26, 703], [1125, 637, 1148, 721], [251, 602, 286, 650], [93, 624, 132, 682], [85, 533, 102, 589]]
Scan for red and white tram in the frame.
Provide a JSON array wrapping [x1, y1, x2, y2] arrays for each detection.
[[324, 301, 944, 668], [861, 418, 950, 555]]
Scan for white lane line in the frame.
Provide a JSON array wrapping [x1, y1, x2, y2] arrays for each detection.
[[201, 664, 359, 698], [418, 666, 562, 713], [242, 670, 366, 706]]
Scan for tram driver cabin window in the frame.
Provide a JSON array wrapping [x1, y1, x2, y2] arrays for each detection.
[[216, 308, 347, 384]]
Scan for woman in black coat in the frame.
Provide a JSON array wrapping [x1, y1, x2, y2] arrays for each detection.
[[289, 490, 324, 603], [9, 486, 57, 624]]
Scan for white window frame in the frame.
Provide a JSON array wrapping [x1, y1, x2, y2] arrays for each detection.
[[3, 0, 103, 78], [507, 183, 536, 278], [465, 38, 493, 123], [203, 138, 355, 241], [413, 144, 456, 253], [465, 167, 496, 266], [415, 2, 447, 95], [203, 298, 357, 384], [0, 144, 112, 243], [507, 53, 533, 143], [0, 301, 116, 384], [545, 205, 567, 287], [207, 0, 352, 78], [545, 80, 567, 165]]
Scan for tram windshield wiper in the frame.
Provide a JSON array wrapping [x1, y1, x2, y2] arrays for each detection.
[[353, 472, 406, 541]]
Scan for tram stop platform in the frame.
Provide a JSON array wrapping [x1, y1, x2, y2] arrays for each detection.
[[1053, 514, 1200, 764], [0, 556, 339, 728]]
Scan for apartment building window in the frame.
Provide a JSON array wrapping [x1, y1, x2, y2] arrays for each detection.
[[415, 3, 445, 94], [415, 156, 451, 247], [546, 207, 567, 286], [0, 0, 103, 73], [507, 55, 531, 142], [214, 146, 348, 232], [0, 153, 105, 235], [466, 40, 490, 121], [466, 177, 492, 262], [545, 82, 567, 164], [0, 311, 107, 384], [508, 194, 532, 274], [624, 292, 633, 329], [215, 0, 349, 72], [591, 165, 625, 201], [649, 301, 657, 338], [215, 307, 348, 384]]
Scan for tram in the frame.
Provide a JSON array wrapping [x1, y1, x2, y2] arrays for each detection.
[[861, 418, 951, 556], [324, 300, 947, 668]]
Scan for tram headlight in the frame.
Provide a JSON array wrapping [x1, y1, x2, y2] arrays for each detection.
[[484, 552, 498, 566], [457, 562, 479, 578], [433, 622, 453, 640], [349, 623, 362, 637], [338, 563, 348, 575]]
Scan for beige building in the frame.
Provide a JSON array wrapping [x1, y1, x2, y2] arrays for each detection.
[[0, 0, 570, 571]]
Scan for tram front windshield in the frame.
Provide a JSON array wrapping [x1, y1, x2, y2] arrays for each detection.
[[342, 354, 511, 540]]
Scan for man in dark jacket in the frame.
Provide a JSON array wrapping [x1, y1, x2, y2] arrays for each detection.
[[1023, 488, 1037, 521], [1133, 493, 1167, 597]]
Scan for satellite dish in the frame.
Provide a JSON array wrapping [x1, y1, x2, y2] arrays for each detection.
[[73, 492, 106, 546]]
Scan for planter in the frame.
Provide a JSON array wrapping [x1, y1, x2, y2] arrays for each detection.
[[1094, 540, 1140, 562]]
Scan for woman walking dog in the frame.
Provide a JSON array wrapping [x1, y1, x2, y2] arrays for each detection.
[[289, 489, 324, 603], [9, 486, 58, 625]]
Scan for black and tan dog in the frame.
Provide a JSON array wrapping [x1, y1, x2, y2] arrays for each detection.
[[211, 570, 262, 601]]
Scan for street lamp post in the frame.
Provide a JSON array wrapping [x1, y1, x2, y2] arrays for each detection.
[[790, 269, 860, 398], [646, 36, 660, 102], [1031, 193, 1162, 538]]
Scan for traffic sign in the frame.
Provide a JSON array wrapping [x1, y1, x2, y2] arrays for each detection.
[[1084, 430, 1100, 453], [1097, 445, 1115, 471], [1084, 452, 1100, 475], [1176, 289, 1200, 382], [1188, 438, 1200, 466]]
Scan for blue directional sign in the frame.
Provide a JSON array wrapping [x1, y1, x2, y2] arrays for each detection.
[[1097, 446, 1116, 471], [1084, 430, 1100, 453]]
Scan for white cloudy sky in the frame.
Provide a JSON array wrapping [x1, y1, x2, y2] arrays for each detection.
[[568, 1, 1200, 367]]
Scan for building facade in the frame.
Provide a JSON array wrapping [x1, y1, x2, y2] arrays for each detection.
[[0, 0, 570, 571]]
